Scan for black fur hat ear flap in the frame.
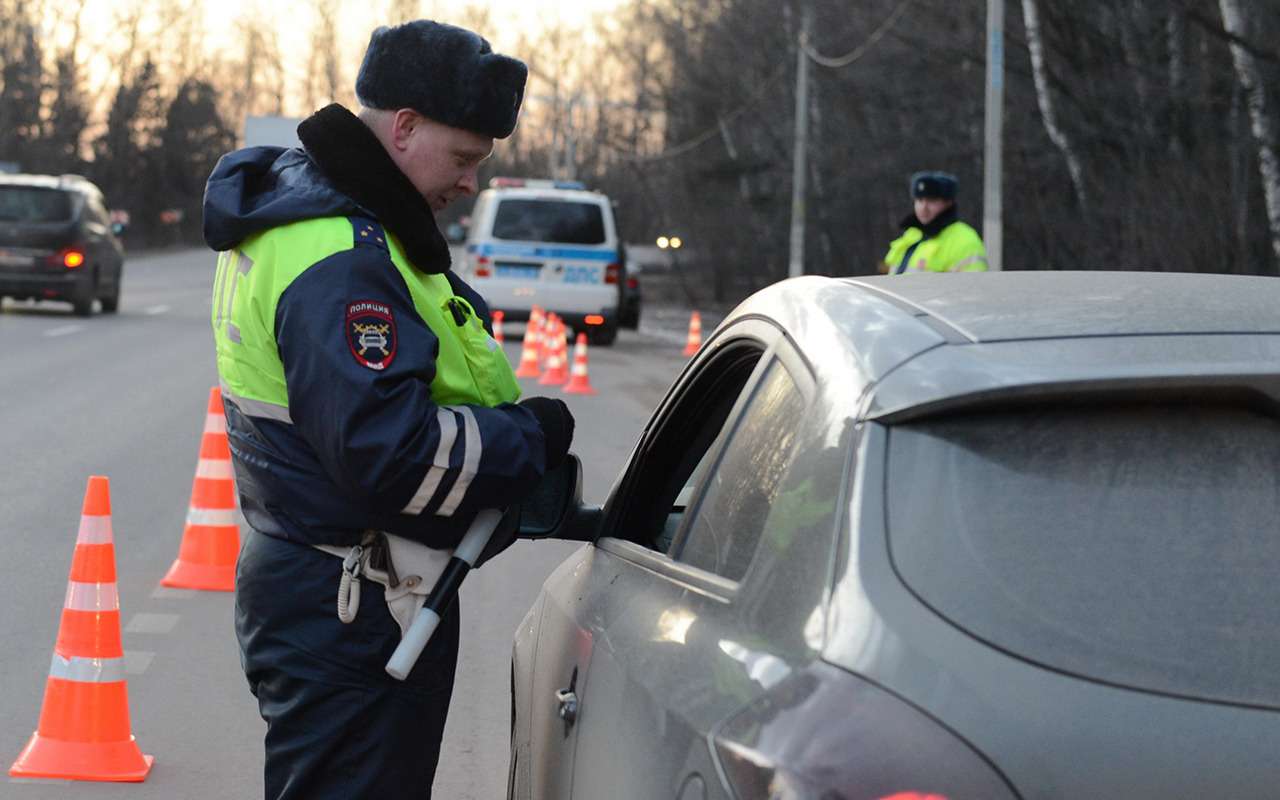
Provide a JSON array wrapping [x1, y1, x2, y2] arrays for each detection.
[[356, 20, 528, 139]]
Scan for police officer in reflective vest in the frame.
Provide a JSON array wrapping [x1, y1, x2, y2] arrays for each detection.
[[880, 171, 988, 274], [202, 20, 575, 799]]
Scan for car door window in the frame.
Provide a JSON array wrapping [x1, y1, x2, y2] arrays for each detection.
[[604, 329, 777, 553], [673, 359, 806, 582]]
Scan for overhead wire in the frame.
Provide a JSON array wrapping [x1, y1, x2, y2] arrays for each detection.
[[801, 0, 914, 69], [609, 64, 790, 163], [606, 0, 913, 164]]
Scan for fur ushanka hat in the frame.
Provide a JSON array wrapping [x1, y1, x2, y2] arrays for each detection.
[[910, 171, 958, 200], [356, 20, 527, 139]]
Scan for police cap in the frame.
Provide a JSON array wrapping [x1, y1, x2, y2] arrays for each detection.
[[910, 171, 958, 200]]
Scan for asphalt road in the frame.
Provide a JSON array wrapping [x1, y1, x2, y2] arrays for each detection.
[[0, 246, 691, 798]]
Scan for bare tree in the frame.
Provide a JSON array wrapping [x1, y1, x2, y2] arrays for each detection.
[[387, 0, 420, 24], [0, 0, 45, 169], [1021, 0, 1088, 210], [304, 0, 347, 109], [1219, 0, 1280, 270]]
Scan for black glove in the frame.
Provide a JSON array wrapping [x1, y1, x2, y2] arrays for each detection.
[[519, 396, 575, 469]]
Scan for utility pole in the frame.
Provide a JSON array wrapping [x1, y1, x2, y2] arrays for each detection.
[[983, 0, 1005, 270], [788, 5, 812, 279]]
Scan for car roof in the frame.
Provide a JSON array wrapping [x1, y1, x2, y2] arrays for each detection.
[[482, 187, 606, 203], [845, 271, 1280, 341], [724, 272, 1280, 421], [0, 173, 95, 193]]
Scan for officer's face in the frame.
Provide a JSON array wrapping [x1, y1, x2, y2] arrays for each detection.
[[914, 196, 952, 225], [388, 111, 493, 212]]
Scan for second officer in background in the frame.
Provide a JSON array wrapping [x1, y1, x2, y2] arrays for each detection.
[[881, 170, 988, 274]]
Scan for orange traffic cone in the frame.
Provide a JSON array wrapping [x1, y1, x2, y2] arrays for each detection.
[[539, 321, 569, 385], [492, 309, 505, 346], [563, 333, 597, 395], [161, 387, 239, 591], [540, 312, 558, 369], [514, 316, 542, 378], [529, 306, 546, 362], [9, 476, 154, 782], [682, 311, 703, 356]]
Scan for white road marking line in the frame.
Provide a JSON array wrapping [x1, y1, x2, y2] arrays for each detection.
[[151, 586, 196, 600], [124, 650, 155, 675], [144, 304, 169, 315], [125, 613, 180, 634], [44, 325, 83, 337], [9, 778, 73, 785]]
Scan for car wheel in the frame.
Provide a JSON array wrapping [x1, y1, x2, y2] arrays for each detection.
[[71, 277, 94, 317], [589, 321, 618, 347], [100, 275, 121, 313]]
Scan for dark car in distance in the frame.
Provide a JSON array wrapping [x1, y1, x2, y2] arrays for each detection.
[[0, 174, 125, 316]]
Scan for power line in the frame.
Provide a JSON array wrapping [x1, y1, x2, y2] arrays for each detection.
[[609, 65, 790, 163], [801, 0, 913, 69], [603, 0, 912, 164]]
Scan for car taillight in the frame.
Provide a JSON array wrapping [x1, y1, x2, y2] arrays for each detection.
[[475, 256, 491, 278], [584, 314, 604, 326], [712, 663, 1017, 800], [604, 263, 620, 284], [52, 248, 85, 268], [626, 276, 639, 289]]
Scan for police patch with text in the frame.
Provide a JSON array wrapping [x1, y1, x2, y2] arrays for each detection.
[[346, 301, 397, 371]]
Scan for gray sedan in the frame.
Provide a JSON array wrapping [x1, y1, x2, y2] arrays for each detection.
[[510, 272, 1280, 800]]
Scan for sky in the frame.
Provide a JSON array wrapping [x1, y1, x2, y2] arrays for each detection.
[[62, 0, 628, 122], [74, 0, 628, 56]]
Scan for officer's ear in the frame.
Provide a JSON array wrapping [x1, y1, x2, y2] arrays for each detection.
[[390, 109, 424, 152]]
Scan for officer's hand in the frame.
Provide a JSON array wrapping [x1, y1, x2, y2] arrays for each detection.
[[519, 397, 575, 469], [476, 504, 520, 568]]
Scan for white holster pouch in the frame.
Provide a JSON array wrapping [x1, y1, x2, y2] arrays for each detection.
[[314, 531, 453, 638]]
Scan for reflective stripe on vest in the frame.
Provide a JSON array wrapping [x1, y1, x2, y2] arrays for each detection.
[[221, 383, 293, 424]]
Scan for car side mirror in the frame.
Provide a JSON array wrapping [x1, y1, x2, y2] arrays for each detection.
[[518, 453, 602, 542]]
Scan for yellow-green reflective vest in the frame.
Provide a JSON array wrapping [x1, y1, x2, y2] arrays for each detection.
[[211, 216, 519, 417], [884, 220, 988, 274]]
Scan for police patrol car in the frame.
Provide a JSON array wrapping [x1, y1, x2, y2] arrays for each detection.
[[464, 178, 622, 345]]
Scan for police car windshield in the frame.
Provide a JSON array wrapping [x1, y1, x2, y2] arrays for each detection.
[[492, 199, 605, 245], [0, 187, 74, 223]]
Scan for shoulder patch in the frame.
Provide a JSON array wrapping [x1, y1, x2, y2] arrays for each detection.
[[346, 300, 397, 371]]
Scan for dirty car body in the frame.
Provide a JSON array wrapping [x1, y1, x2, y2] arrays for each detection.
[[510, 272, 1280, 800]]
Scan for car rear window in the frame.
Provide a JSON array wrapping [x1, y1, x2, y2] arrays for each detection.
[[492, 199, 605, 244], [0, 187, 74, 223], [886, 403, 1280, 708]]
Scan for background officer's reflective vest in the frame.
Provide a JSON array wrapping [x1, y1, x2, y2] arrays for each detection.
[[884, 220, 988, 274], [212, 215, 519, 417]]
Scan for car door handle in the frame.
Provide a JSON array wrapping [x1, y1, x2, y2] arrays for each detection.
[[555, 688, 579, 724]]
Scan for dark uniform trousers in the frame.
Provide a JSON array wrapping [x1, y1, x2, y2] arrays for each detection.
[[236, 527, 461, 799]]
